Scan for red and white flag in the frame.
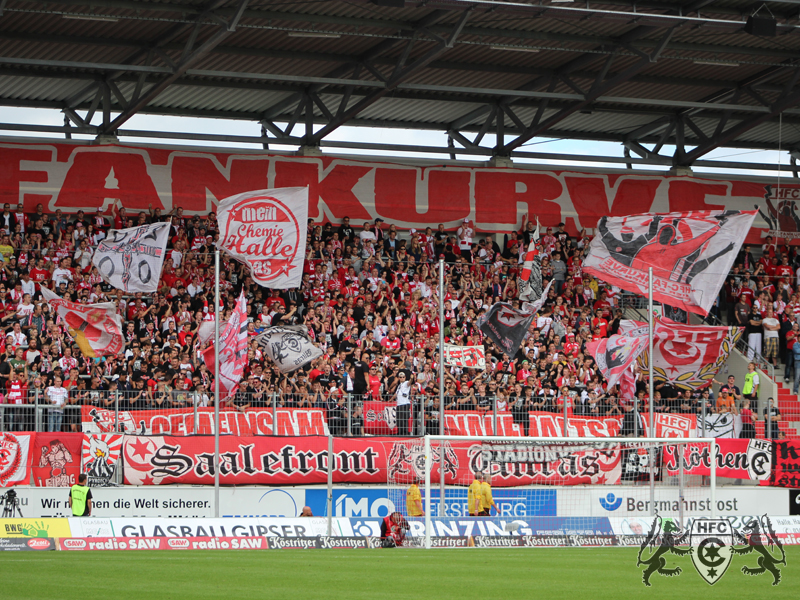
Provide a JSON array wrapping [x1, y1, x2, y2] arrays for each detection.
[[586, 334, 648, 390], [41, 287, 125, 357], [0, 432, 34, 487], [217, 187, 308, 289], [203, 291, 249, 398], [620, 317, 743, 390], [583, 210, 756, 315], [519, 220, 541, 303]]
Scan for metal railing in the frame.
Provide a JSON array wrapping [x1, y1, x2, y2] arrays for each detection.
[[2, 390, 792, 439]]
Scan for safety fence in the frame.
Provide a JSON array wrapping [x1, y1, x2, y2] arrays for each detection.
[[0, 391, 793, 440]]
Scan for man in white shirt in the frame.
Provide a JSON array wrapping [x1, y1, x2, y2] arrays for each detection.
[[457, 218, 474, 260], [392, 371, 415, 436], [762, 307, 780, 367], [19, 273, 35, 298], [359, 222, 377, 243], [51, 259, 73, 288]]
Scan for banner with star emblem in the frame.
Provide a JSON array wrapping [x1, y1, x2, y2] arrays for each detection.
[[202, 291, 249, 398], [92, 222, 170, 293], [217, 187, 308, 289], [619, 317, 742, 391], [41, 287, 125, 358], [584, 210, 756, 316], [477, 302, 534, 357]]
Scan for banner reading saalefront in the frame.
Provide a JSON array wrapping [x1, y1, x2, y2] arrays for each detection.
[[443, 344, 486, 369], [122, 436, 625, 486], [217, 187, 308, 289], [92, 222, 170, 293], [80, 406, 329, 436], [620, 318, 742, 390], [584, 210, 756, 315]]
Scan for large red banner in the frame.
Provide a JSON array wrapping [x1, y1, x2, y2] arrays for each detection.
[[81, 406, 329, 436], [31, 432, 83, 487], [122, 435, 626, 487], [0, 141, 781, 239], [662, 438, 772, 481]]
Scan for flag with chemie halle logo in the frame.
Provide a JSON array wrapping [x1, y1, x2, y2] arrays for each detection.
[[216, 187, 308, 289]]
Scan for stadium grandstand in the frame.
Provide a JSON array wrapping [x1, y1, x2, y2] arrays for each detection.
[[1, 1, 800, 593]]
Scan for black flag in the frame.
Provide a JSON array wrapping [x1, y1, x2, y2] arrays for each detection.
[[478, 303, 534, 357]]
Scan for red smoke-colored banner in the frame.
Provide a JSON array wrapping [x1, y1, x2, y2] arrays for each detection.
[[0, 141, 782, 239], [80, 406, 329, 436], [31, 432, 83, 487], [122, 435, 628, 487]]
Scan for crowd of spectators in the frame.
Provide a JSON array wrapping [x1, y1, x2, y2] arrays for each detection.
[[0, 201, 787, 439]]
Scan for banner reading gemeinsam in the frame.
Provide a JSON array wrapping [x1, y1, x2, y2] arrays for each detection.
[[216, 187, 308, 289]]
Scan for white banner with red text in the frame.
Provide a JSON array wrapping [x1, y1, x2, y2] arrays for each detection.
[[443, 344, 486, 370]]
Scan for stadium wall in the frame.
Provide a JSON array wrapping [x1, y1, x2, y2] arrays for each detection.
[[8, 484, 791, 519]]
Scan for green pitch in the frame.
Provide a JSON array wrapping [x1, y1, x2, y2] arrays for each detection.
[[2, 547, 798, 599]]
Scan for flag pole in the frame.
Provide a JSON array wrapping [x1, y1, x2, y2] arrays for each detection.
[[214, 249, 220, 518], [648, 266, 655, 515], [438, 258, 445, 519]]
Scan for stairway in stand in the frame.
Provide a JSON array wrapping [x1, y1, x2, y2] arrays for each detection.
[[770, 363, 799, 439]]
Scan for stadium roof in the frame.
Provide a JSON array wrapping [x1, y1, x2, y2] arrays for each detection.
[[2, 0, 800, 169]]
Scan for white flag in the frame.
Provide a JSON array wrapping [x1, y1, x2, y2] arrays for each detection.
[[92, 222, 170, 293], [583, 210, 756, 316], [255, 325, 322, 373], [217, 187, 308, 289]]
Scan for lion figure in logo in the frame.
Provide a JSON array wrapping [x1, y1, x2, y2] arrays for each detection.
[[732, 515, 786, 586], [637, 515, 692, 586]]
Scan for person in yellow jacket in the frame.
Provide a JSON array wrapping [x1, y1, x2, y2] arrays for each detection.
[[480, 473, 497, 516], [69, 473, 92, 517], [467, 471, 482, 516], [406, 478, 424, 517]]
